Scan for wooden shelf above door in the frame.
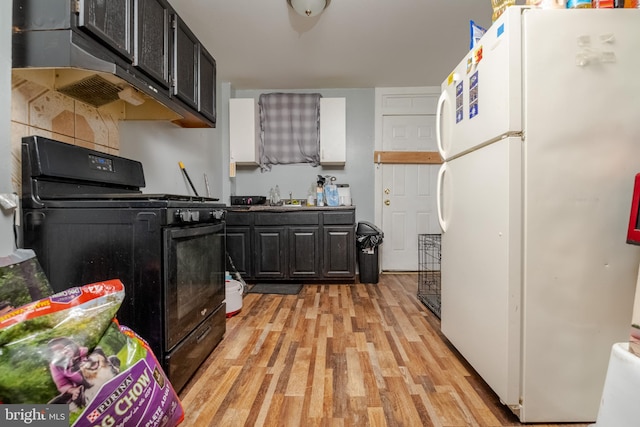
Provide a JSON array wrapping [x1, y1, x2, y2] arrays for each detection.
[[373, 151, 442, 165]]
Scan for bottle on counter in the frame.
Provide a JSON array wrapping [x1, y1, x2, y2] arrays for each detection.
[[274, 185, 281, 205], [307, 182, 316, 206], [316, 184, 324, 206], [593, 0, 614, 6], [316, 176, 325, 206], [566, 0, 592, 6], [593, 0, 630, 6], [593, 0, 638, 6]]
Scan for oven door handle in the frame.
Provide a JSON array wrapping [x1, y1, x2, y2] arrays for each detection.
[[196, 325, 212, 343]]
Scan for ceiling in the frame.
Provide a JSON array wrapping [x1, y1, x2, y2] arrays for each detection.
[[167, 0, 493, 90]]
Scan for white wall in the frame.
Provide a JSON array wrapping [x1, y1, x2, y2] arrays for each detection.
[[119, 82, 229, 201], [119, 121, 224, 199], [0, 2, 13, 256], [233, 88, 376, 223]]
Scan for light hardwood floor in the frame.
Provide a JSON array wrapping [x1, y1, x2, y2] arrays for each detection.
[[178, 274, 591, 427]]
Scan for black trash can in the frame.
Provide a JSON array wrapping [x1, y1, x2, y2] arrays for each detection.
[[356, 221, 384, 284]]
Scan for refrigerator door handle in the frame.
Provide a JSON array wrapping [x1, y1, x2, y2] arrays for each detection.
[[437, 162, 447, 233], [436, 90, 448, 160]]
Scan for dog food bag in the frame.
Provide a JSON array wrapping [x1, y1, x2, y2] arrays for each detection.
[[73, 321, 185, 427], [0, 279, 184, 427]]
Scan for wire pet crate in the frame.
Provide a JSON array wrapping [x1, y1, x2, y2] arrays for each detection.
[[418, 234, 441, 318]]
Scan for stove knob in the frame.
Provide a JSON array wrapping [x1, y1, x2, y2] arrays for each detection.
[[174, 210, 190, 222]]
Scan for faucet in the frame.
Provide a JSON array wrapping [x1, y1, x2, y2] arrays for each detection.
[[289, 192, 293, 204]]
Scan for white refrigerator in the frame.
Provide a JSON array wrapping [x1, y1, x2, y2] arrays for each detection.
[[436, 7, 640, 423]]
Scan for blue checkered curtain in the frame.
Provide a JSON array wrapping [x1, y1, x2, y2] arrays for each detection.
[[258, 93, 321, 172]]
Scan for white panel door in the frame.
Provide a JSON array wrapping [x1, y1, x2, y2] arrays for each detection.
[[381, 114, 438, 271]]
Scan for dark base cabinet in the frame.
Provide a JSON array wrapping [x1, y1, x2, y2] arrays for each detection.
[[289, 227, 321, 279], [226, 226, 252, 276], [323, 226, 355, 278], [226, 208, 356, 283], [254, 227, 287, 279]]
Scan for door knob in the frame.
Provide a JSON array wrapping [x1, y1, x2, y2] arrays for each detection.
[[384, 200, 390, 206]]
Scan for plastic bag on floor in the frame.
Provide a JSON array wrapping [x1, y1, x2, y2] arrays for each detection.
[[0, 249, 54, 312]]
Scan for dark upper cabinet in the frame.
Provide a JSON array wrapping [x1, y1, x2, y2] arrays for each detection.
[[199, 46, 216, 124], [14, 0, 215, 127], [79, 0, 214, 122], [135, 0, 170, 89], [78, 0, 134, 61], [172, 14, 199, 110]]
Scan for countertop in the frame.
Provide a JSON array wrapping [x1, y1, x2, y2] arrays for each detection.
[[226, 205, 355, 212]]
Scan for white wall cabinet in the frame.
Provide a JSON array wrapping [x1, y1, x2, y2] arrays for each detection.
[[320, 97, 346, 165], [229, 98, 258, 165]]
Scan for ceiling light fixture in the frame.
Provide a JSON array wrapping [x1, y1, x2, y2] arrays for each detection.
[[287, 0, 327, 17]]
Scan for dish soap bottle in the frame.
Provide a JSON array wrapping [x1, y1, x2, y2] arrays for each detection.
[[316, 177, 325, 206]]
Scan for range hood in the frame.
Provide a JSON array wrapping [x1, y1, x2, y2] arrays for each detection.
[[12, 0, 214, 128]]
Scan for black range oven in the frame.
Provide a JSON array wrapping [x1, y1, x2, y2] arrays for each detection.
[[19, 135, 225, 393]]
